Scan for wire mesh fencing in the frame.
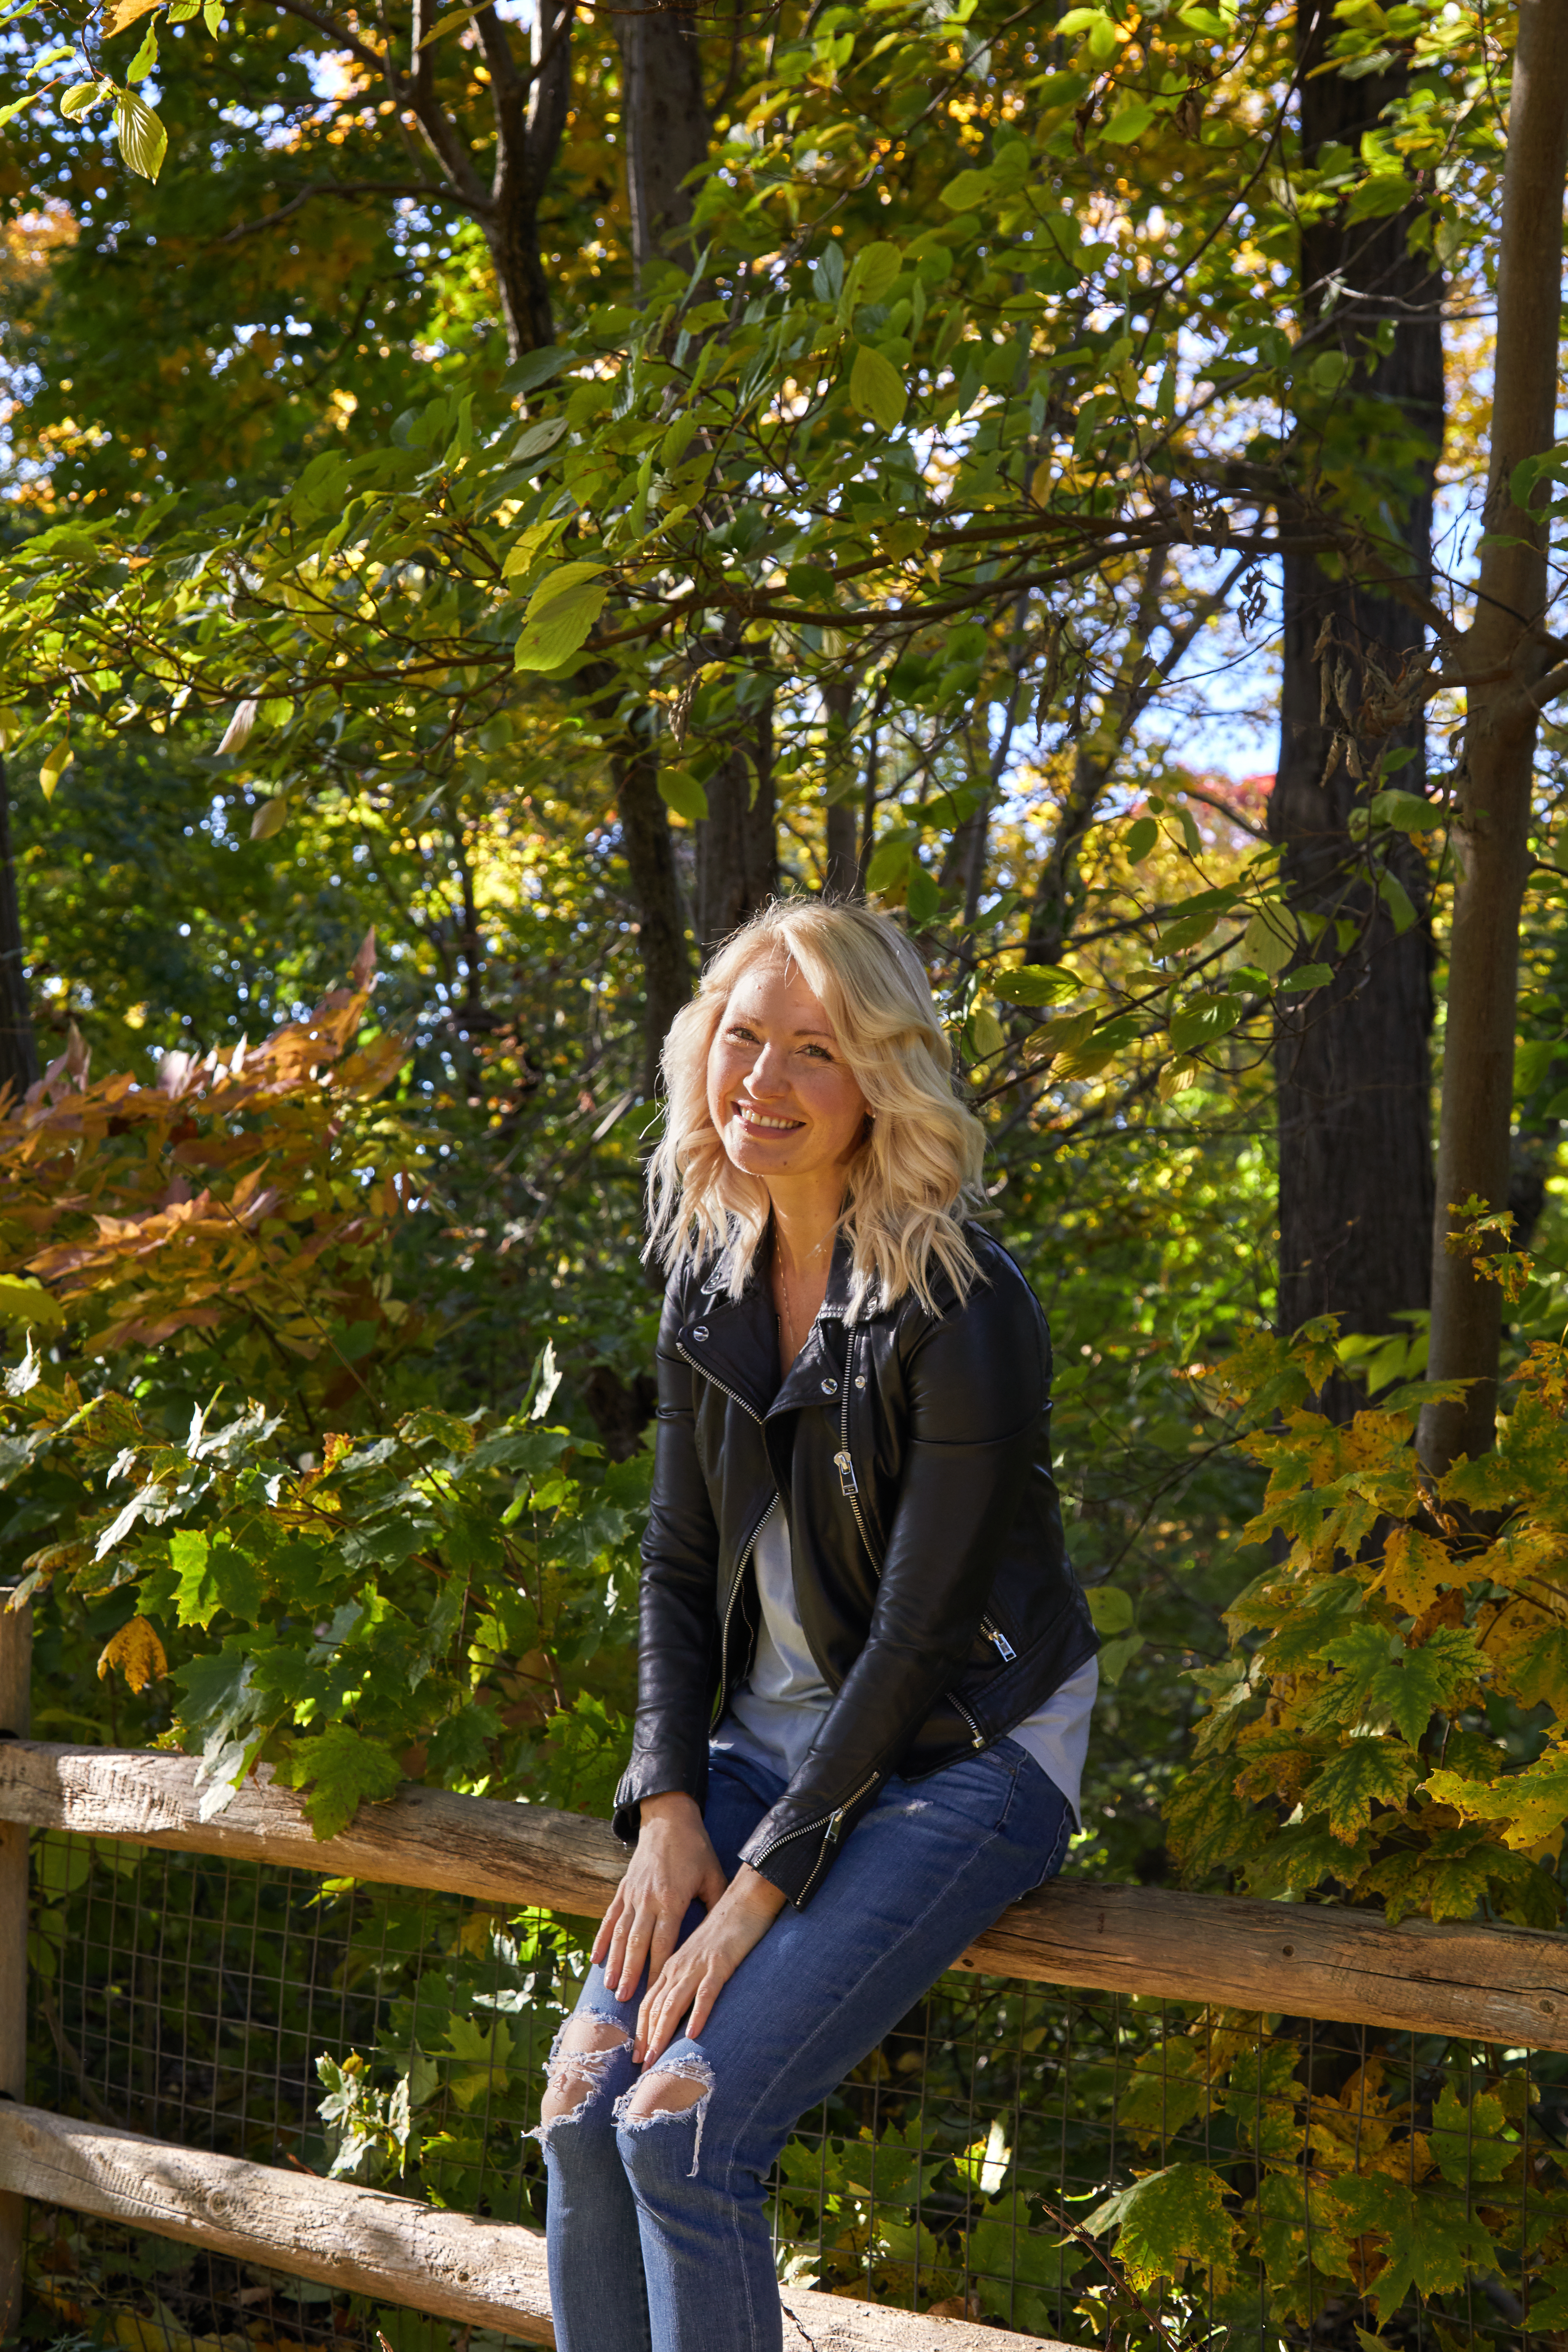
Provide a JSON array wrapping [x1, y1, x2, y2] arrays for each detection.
[[19, 1827, 1568, 2352]]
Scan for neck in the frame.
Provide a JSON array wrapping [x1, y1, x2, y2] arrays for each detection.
[[767, 1183, 841, 1277]]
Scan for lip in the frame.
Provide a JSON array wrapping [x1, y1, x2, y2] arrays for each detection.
[[732, 1101, 805, 1135]]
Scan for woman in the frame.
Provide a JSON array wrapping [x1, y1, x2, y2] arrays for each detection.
[[537, 898, 1098, 2351]]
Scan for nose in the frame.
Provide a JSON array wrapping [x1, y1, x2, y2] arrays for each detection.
[[743, 1041, 791, 1098]]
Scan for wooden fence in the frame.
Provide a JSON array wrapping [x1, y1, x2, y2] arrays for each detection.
[[2, 1589, 1567, 2350]]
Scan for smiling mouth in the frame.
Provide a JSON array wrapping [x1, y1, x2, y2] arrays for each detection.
[[733, 1102, 805, 1134]]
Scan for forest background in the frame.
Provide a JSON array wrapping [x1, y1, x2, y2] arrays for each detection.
[[0, 0, 1567, 2331]]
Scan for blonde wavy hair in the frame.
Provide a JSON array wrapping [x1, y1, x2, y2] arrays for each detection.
[[645, 899, 987, 1317]]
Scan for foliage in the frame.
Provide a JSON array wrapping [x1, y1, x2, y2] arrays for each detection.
[[1166, 1260, 1568, 1925]]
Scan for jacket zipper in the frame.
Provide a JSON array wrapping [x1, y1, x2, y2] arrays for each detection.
[[982, 1615, 1017, 1663], [676, 1343, 763, 1424], [711, 1494, 778, 1727], [752, 1768, 881, 1881], [836, 1334, 879, 1562], [951, 1690, 986, 1750]]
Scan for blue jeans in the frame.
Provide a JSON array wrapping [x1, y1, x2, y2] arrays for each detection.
[[539, 1737, 1073, 2352]]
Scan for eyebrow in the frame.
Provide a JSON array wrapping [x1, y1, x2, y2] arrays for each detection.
[[729, 1015, 835, 1039]]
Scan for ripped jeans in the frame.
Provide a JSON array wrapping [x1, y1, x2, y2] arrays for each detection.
[[537, 1737, 1073, 2352]]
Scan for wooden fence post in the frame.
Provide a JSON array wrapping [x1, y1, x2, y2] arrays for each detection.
[[0, 1588, 32, 2340]]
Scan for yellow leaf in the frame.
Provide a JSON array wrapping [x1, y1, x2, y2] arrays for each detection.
[[250, 793, 290, 840], [1372, 1526, 1455, 1616], [97, 1616, 168, 1694], [39, 740, 72, 800], [101, 0, 162, 35]]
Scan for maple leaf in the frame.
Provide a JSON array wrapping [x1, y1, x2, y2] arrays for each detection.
[[274, 1725, 403, 1838], [97, 1615, 167, 1692], [1373, 1526, 1458, 1618], [1301, 1737, 1420, 1844], [1317, 1621, 1484, 1746], [1084, 2163, 1239, 2291], [1428, 2086, 1515, 2189], [1424, 1739, 1568, 1852]]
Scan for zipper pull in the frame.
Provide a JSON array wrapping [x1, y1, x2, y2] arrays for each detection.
[[833, 1448, 859, 1498], [982, 1616, 1017, 1664], [825, 1806, 848, 1847]]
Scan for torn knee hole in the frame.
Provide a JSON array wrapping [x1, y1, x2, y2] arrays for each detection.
[[537, 2014, 631, 2126], [621, 2072, 709, 2124]]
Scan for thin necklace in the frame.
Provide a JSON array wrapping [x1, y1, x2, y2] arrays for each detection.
[[777, 1234, 830, 1360]]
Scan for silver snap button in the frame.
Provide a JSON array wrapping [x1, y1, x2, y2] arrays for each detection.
[[854, 1376, 866, 1389], [821, 1377, 838, 1395], [692, 1324, 708, 1340]]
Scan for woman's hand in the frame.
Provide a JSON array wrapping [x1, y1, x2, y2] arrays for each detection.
[[635, 1864, 787, 2066], [593, 1791, 728, 2002]]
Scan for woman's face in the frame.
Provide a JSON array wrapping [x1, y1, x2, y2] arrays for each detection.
[[706, 956, 869, 1190]]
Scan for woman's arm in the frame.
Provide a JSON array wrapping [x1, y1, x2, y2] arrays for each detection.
[[736, 1270, 1049, 1905], [611, 1282, 725, 1840]]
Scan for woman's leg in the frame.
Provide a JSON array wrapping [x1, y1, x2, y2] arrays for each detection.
[[611, 1743, 1071, 2352], [540, 1753, 785, 2352]]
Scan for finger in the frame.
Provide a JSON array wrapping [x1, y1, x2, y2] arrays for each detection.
[[648, 1907, 681, 1989], [685, 1966, 723, 2045], [591, 1887, 625, 1969]]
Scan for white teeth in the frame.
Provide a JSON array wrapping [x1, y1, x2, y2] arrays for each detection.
[[735, 1106, 801, 1132]]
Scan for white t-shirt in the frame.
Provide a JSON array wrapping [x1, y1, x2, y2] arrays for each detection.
[[714, 1510, 1096, 1821]]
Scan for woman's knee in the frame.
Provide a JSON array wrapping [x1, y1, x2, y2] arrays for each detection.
[[535, 2012, 634, 2143], [613, 2053, 717, 2181]]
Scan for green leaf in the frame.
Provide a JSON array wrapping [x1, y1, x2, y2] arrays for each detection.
[[1346, 172, 1415, 222], [113, 88, 167, 180], [992, 963, 1080, 1007], [849, 343, 907, 433], [1169, 994, 1242, 1053], [1369, 786, 1442, 834], [59, 79, 109, 117], [1239, 905, 1296, 976], [865, 835, 913, 892], [511, 415, 568, 463], [1084, 2164, 1238, 2291], [848, 241, 903, 306], [274, 1727, 404, 1838], [170, 1529, 263, 1631], [1125, 815, 1158, 862], [125, 16, 157, 79], [1100, 99, 1155, 142], [939, 168, 995, 211], [1087, 1585, 1133, 1634], [657, 767, 709, 823], [1279, 961, 1332, 993], [0, 1276, 66, 1331], [505, 344, 573, 396], [1377, 867, 1417, 934], [514, 563, 609, 671], [1317, 1621, 1483, 1747], [1428, 2085, 1514, 2188], [1302, 1736, 1419, 1843]]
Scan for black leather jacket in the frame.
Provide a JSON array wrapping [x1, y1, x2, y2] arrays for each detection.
[[611, 1223, 1098, 1905]]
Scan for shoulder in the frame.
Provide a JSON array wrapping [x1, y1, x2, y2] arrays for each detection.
[[892, 1224, 1045, 1337], [882, 1226, 1047, 1419]]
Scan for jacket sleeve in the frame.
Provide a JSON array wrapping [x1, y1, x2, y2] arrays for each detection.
[[738, 1271, 1046, 1904], [611, 1277, 722, 1844]]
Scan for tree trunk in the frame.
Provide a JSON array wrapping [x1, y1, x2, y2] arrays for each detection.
[[1267, 2, 1443, 1415], [479, 0, 574, 359], [822, 681, 859, 898], [0, 758, 38, 1107], [613, 0, 708, 290], [695, 708, 776, 955], [1419, 0, 1568, 1472]]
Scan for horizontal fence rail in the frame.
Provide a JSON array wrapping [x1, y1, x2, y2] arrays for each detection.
[[3, 1738, 1567, 2052], [0, 2105, 1064, 2352]]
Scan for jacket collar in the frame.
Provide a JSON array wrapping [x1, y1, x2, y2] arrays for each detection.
[[677, 1226, 857, 1422]]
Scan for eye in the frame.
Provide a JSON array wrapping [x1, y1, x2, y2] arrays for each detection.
[[727, 1023, 759, 1044], [801, 1042, 834, 1061]]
